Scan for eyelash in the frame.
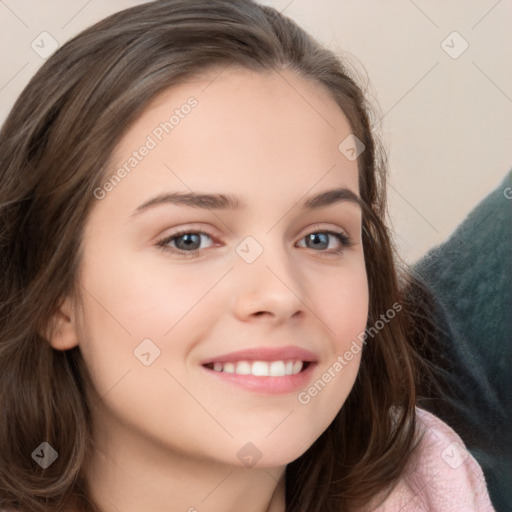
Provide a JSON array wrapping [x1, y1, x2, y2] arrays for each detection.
[[156, 226, 354, 258]]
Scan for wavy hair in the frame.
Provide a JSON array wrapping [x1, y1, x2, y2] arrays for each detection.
[[0, 1, 424, 510]]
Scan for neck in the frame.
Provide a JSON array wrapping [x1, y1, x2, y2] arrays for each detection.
[[82, 415, 286, 512]]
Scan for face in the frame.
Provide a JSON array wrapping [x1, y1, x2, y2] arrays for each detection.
[[59, 67, 368, 468]]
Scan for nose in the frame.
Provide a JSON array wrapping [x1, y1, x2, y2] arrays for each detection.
[[231, 239, 306, 324]]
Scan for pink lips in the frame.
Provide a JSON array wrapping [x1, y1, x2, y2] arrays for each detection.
[[200, 345, 318, 365], [200, 345, 318, 394]]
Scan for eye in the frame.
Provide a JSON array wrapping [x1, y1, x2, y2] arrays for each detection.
[[156, 227, 354, 258], [296, 230, 353, 254], [157, 230, 215, 257]]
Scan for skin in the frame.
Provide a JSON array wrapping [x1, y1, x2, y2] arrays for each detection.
[[49, 67, 369, 512]]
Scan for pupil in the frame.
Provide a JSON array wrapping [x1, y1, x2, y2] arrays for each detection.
[[308, 233, 328, 250], [178, 233, 200, 250]]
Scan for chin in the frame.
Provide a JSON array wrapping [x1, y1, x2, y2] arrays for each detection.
[[223, 432, 318, 470]]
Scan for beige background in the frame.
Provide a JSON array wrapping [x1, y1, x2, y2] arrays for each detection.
[[1, 0, 510, 264]]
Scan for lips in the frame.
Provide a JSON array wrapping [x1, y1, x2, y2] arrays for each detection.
[[200, 345, 318, 366], [200, 345, 318, 394]]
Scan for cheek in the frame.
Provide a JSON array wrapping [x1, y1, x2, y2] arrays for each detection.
[[334, 277, 368, 352], [74, 250, 228, 396], [78, 247, 222, 341], [296, 261, 368, 417], [312, 261, 369, 348], [73, 261, 219, 437]]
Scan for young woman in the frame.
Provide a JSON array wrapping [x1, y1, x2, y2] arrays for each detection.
[[0, 1, 495, 511]]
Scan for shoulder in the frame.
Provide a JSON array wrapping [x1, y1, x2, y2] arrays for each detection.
[[372, 407, 495, 511]]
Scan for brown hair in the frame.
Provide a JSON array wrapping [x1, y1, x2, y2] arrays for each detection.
[[0, 1, 425, 510]]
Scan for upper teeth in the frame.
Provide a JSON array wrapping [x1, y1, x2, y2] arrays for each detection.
[[209, 360, 303, 377]]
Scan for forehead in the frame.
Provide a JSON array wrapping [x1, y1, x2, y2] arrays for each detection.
[[101, 67, 360, 216]]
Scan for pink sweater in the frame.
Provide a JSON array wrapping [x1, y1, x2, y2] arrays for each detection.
[[371, 408, 495, 511]]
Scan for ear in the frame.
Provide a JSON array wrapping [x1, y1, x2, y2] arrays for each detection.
[[45, 297, 79, 351]]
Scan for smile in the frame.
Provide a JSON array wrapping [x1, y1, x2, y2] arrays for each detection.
[[200, 345, 318, 394]]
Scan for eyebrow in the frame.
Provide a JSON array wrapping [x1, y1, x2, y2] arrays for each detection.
[[131, 187, 362, 217]]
